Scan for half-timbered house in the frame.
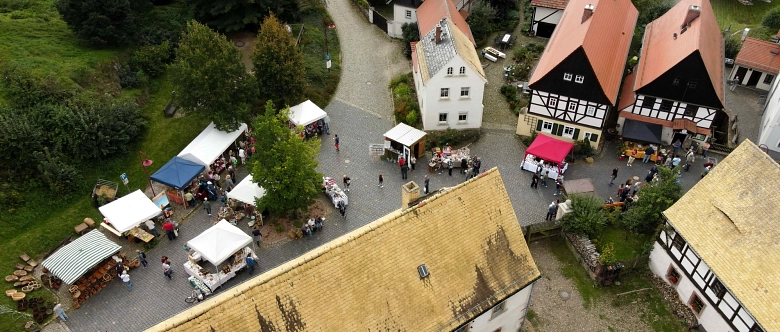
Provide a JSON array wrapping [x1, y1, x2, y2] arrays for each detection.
[[650, 140, 777, 332], [728, 37, 780, 92], [516, 0, 637, 149], [529, 0, 569, 38], [617, 0, 724, 147]]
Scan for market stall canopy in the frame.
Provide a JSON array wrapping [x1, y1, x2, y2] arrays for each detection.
[[150, 156, 206, 190], [41, 230, 121, 284], [226, 175, 266, 206], [525, 134, 574, 164], [187, 219, 252, 266], [289, 100, 327, 127], [178, 122, 248, 167], [98, 190, 162, 233], [383, 123, 426, 147], [622, 119, 662, 144]]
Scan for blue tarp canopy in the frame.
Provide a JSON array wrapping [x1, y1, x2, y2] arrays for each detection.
[[150, 156, 205, 190]]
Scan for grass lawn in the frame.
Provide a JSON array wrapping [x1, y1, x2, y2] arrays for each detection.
[[711, 0, 780, 40], [299, 10, 342, 108], [593, 226, 653, 262]]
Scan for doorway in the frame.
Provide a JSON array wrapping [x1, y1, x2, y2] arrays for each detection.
[[733, 67, 748, 84], [672, 132, 688, 150], [746, 71, 762, 87]]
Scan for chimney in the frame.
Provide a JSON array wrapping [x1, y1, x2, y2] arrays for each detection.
[[401, 181, 421, 209], [435, 24, 442, 44], [682, 5, 701, 28], [581, 4, 594, 24]]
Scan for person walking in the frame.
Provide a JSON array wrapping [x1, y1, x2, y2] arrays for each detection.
[[224, 175, 235, 191], [338, 200, 346, 218], [252, 227, 262, 246], [162, 260, 173, 279], [163, 220, 176, 241], [531, 173, 539, 188], [144, 219, 160, 237], [609, 167, 619, 186], [228, 165, 236, 183], [238, 148, 246, 165], [120, 271, 132, 291], [334, 134, 340, 151], [474, 157, 482, 175], [627, 149, 637, 167], [460, 157, 467, 174], [343, 175, 351, 191], [424, 175, 430, 194], [672, 155, 682, 168], [203, 198, 212, 216], [685, 149, 695, 172], [53, 303, 68, 322], [410, 155, 416, 171], [378, 174, 384, 188], [401, 163, 409, 180], [632, 181, 642, 195], [541, 171, 548, 187], [136, 250, 148, 269], [447, 158, 454, 176], [643, 146, 655, 163], [323, 115, 331, 134], [554, 179, 562, 196], [245, 256, 256, 275], [545, 200, 558, 221], [672, 139, 682, 155]]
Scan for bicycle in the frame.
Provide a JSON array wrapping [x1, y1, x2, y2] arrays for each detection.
[[184, 288, 205, 303]]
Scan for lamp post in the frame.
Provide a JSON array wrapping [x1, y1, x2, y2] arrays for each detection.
[[138, 151, 155, 196]]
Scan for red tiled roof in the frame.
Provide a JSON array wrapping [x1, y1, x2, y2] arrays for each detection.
[[634, 0, 724, 106], [417, 0, 475, 45], [620, 111, 711, 135], [735, 37, 780, 74], [617, 71, 637, 111], [531, 0, 569, 10], [529, 0, 638, 105]]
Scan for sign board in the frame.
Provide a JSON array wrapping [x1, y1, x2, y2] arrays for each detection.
[[120, 173, 129, 185], [369, 144, 385, 156], [326, 60, 332, 69]]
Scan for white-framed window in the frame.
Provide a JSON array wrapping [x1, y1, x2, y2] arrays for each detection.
[[765, 74, 775, 85], [440, 88, 449, 98], [562, 126, 575, 138], [689, 293, 706, 316], [459, 66, 466, 75], [548, 97, 558, 107], [460, 87, 470, 98], [438, 113, 448, 122], [405, 10, 412, 19], [563, 73, 573, 81], [568, 102, 576, 111], [542, 121, 554, 133], [586, 106, 596, 116], [458, 113, 467, 122], [490, 301, 507, 319], [446, 67, 453, 75], [575, 75, 584, 84]]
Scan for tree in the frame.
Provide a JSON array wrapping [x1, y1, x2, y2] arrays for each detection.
[[561, 194, 607, 237], [251, 102, 323, 214], [763, 7, 780, 30], [466, 2, 496, 42], [252, 14, 307, 110], [401, 23, 420, 58], [188, 0, 299, 32], [621, 166, 683, 234], [55, 0, 151, 46], [725, 38, 742, 60], [170, 21, 254, 131]]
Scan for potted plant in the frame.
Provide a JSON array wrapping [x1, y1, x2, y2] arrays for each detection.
[[616, 139, 627, 160]]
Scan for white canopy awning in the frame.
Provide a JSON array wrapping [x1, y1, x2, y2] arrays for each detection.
[[42, 230, 121, 285], [226, 175, 266, 206], [178, 122, 248, 167], [289, 100, 327, 127], [384, 123, 426, 147], [98, 190, 162, 233], [187, 220, 252, 266]]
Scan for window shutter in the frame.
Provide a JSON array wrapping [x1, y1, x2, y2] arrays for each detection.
[[556, 125, 564, 136], [573, 128, 580, 140], [590, 133, 598, 142], [552, 123, 559, 135], [536, 120, 543, 131]]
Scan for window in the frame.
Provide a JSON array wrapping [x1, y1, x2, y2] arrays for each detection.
[[641, 96, 655, 108], [711, 278, 726, 299], [459, 66, 466, 75], [666, 266, 681, 285], [672, 77, 681, 85], [440, 88, 449, 98], [568, 102, 577, 111], [764, 74, 775, 85], [548, 97, 558, 107], [584, 132, 598, 142], [575, 75, 584, 83], [405, 10, 412, 19], [562, 126, 575, 138], [542, 121, 554, 133], [460, 87, 470, 98], [458, 113, 467, 122], [687, 79, 698, 89], [689, 293, 705, 315], [563, 73, 573, 81], [438, 113, 448, 122], [490, 301, 507, 319], [683, 104, 698, 116], [660, 100, 673, 112], [672, 233, 685, 251], [586, 106, 596, 116], [446, 67, 453, 75]]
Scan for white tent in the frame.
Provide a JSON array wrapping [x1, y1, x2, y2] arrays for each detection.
[[384, 123, 426, 147], [289, 100, 327, 127], [226, 175, 266, 206], [178, 122, 248, 167], [187, 219, 251, 266], [98, 190, 161, 233]]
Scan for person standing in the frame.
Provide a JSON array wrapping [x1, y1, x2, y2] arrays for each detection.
[[545, 200, 558, 221], [184, 191, 195, 208], [238, 148, 246, 165], [144, 219, 160, 237], [137, 250, 148, 269], [162, 261, 173, 279], [53, 303, 68, 322], [410, 155, 416, 171], [643, 145, 655, 163], [224, 175, 235, 191], [245, 256, 256, 275], [617, 184, 625, 197], [338, 200, 346, 218], [672, 155, 682, 167], [203, 198, 212, 216], [701, 141, 710, 158], [541, 171, 548, 187], [531, 173, 539, 188], [378, 174, 384, 188], [115, 261, 125, 277], [645, 170, 654, 183], [447, 158, 454, 176], [120, 271, 132, 291], [632, 181, 642, 195], [228, 165, 236, 183], [163, 220, 176, 241], [398, 156, 406, 168], [334, 134, 340, 151], [627, 149, 637, 167], [685, 149, 695, 172], [401, 163, 409, 180], [554, 179, 562, 196], [609, 167, 619, 186], [460, 157, 468, 174], [342, 175, 351, 191], [252, 227, 262, 246], [474, 157, 482, 175], [424, 175, 430, 194]]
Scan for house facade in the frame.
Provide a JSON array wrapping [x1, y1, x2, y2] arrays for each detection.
[[412, 0, 486, 130], [517, 0, 638, 149], [617, 0, 724, 146], [149, 169, 541, 331], [649, 140, 776, 332], [728, 37, 780, 91], [759, 75, 780, 153], [529, 0, 569, 38], [388, 0, 422, 38]]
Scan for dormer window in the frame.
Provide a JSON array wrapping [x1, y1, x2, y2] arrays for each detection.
[[459, 66, 466, 75], [575, 75, 584, 84], [563, 73, 573, 81], [447, 67, 453, 75]]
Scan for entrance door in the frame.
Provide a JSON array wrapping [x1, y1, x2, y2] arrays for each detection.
[[746, 71, 762, 87], [734, 67, 748, 84], [672, 132, 688, 150]]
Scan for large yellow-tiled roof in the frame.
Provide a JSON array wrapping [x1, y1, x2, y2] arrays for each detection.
[[663, 140, 780, 331], [149, 168, 540, 331]]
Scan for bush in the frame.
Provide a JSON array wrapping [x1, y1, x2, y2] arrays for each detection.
[[561, 194, 607, 237], [0, 64, 74, 109], [401, 23, 420, 58], [725, 38, 742, 60], [763, 7, 780, 30], [129, 41, 171, 78], [598, 242, 617, 265], [572, 139, 595, 160], [55, 0, 152, 46], [519, 130, 538, 147], [621, 166, 683, 234], [389, 73, 421, 126], [33, 148, 82, 194], [425, 129, 480, 148]]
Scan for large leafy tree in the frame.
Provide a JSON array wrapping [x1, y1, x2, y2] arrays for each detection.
[[401, 23, 420, 58], [621, 166, 683, 234], [466, 2, 496, 42], [252, 13, 306, 109], [251, 102, 322, 214], [55, 0, 151, 46], [170, 21, 254, 131], [188, 0, 299, 32]]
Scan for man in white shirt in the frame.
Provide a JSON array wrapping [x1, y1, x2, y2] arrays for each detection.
[[120, 271, 132, 291], [144, 219, 159, 237], [238, 148, 246, 165]]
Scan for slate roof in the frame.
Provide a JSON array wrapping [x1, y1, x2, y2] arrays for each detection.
[[531, 0, 569, 10], [415, 18, 485, 84], [663, 140, 780, 331], [148, 168, 541, 331], [529, 0, 638, 105], [735, 37, 780, 74]]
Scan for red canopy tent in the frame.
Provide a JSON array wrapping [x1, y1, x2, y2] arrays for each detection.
[[523, 134, 574, 174]]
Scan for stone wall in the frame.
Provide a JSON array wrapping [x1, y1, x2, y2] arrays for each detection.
[[564, 232, 601, 280]]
